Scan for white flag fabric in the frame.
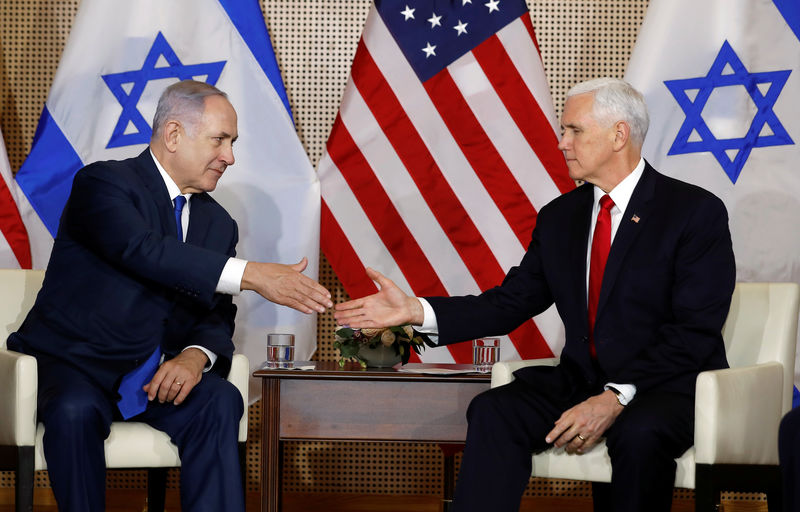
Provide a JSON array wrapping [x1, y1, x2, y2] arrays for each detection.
[[0, 128, 52, 269], [318, 0, 572, 364], [14, 0, 320, 400], [625, 0, 800, 396]]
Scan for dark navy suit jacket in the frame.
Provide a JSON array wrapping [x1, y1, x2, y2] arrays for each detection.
[[8, 149, 239, 395], [427, 162, 736, 398]]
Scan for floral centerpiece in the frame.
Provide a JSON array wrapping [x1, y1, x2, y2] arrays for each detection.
[[334, 325, 427, 368]]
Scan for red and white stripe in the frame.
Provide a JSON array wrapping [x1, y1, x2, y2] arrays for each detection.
[[0, 129, 32, 269], [0, 129, 52, 270], [320, 7, 572, 363]]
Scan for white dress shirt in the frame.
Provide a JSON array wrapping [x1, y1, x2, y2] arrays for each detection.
[[152, 150, 248, 370], [416, 158, 647, 404]]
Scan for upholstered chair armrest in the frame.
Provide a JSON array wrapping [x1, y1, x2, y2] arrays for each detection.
[[228, 354, 249, 442], [491, 358, 560, 389], [694, 362, 784, 465], [0, 350, 38, 446]]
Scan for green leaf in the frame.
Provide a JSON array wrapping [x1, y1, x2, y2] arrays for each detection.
[[338, 343, 361, 359], [335, 327, 355, 338]]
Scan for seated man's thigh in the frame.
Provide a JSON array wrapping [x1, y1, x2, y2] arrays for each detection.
[[141, 373, 243, 444], [469, 374, 574, 453], [37, 358, 115, 438], [605, 390, 694, 460]]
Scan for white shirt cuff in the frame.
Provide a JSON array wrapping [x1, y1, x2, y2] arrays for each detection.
[[216, 257, 248, 296], [183, 345, 217, 373], [604, 382, 637, 405], [415, 297, 440, 345]]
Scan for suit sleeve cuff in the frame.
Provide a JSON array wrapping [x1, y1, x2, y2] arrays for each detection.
[[183, 345, 217, 373], [216, 257, 248, 296], [415, 298, 440, 345]]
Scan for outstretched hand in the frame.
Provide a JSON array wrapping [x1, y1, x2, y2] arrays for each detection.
[[334, 268, 424, 328], [242, 257, 332, 314]]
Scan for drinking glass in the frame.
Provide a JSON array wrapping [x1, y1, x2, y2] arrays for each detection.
[[472, 338, 500, 373], [266, 333, 295, 369]]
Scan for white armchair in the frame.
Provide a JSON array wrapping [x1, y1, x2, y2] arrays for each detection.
[[491, 282, 800, 511], [0, 269, 250, 512]]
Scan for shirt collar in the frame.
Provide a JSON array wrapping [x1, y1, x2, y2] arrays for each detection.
[[149, 149, 193, 203], [593, 157, 645, 214]]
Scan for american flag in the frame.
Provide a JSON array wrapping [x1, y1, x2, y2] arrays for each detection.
[[0, 128, 31, 269], [318, 0, 573, 363]]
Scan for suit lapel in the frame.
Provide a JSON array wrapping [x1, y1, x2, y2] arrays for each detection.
[[596, 162, 658, 316], [136, 149, 177, 237], [570, 184, 595, 319], [186, 194, 212, 246]]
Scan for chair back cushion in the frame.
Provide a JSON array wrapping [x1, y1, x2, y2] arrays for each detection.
[[0, 269, 45, 348], [722, 282, 800, 412]]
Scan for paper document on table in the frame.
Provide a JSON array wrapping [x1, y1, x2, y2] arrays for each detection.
[[397, 363, 477, 375]]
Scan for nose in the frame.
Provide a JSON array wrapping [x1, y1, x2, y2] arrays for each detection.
[[221, 144, 235, 166], [558, 133, 569, 151]]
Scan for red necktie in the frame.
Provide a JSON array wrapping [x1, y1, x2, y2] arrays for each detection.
[[588, 194, 615, 359]]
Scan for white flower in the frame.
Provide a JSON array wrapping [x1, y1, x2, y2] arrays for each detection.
[[361, 327, 383, 338], [380, 329, 396, 347]]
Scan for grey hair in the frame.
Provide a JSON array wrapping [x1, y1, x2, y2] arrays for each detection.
[[566, 78, 649, 146], [151, 80, 228, 140]]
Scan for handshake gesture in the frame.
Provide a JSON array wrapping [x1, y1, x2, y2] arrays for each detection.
[[242, 257, 333, 314], [333, 268, 424, 329], [243, 260, 419, 330]]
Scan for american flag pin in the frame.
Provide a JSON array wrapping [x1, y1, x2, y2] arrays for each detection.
[[631, 214, 640, 223]]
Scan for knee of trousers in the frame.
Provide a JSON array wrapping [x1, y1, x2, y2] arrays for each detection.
[[605, 420, 673, 459], [199, 378, 245, 426], [465, 386, 519, 432], [42, 396, 113, 441]]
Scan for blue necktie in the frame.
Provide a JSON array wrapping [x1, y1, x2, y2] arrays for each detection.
[[173, 195, 186, 241], [117, 347, 161, 419], [116, 196, 185, 418]]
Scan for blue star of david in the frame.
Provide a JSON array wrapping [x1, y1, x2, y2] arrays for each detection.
[[664, 40, 793, 184], [102, 32, 226, 149]]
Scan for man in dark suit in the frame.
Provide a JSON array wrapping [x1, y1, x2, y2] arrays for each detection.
[[334, 78, 736, 511], [7, 80, 332, 512], [779, 407, 800, 511]]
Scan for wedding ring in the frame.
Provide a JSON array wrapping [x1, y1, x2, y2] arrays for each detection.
[[175, 381, 183, 386], [577, 434, 586, 442]]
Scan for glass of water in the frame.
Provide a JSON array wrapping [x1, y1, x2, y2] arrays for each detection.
[[267, 333, 295, 369], [472, 338, 500, 373]]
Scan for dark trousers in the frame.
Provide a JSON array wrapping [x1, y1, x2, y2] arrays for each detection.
[[779, 407, 800, 512], [37, 358, 245, 512], [452, 366, 694, 512]]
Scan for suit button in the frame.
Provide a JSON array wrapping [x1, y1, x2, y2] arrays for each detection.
[[581, 336, 589, 343]]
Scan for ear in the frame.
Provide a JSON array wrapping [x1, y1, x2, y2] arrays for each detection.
[[162, 120, 182, 153], [612, 120, 630, 151]]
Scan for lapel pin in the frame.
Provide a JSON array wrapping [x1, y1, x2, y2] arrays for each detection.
[[631, 214, 640, 223]]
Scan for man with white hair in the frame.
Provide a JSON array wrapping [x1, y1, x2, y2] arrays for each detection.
[[334, 78, 736, 511]]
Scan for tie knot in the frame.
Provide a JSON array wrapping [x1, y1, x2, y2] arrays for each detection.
[[174, 195, 187, 213], [599, 194, 614, 212]]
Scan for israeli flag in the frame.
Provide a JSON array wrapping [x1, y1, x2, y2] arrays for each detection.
[[625, 0, 800, 403], [15, 0, 320, 399]]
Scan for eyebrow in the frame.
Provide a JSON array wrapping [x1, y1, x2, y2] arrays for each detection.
[[216, 131, 238, 142]]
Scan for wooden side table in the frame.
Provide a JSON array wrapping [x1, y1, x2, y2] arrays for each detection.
[[254, 361, 491, 512]]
